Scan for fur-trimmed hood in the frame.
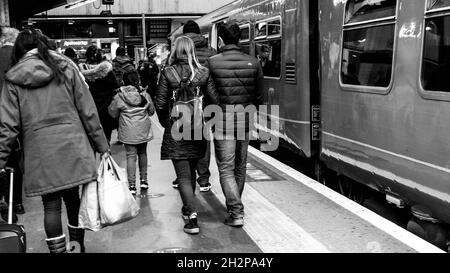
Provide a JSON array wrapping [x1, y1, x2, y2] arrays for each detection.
[[79, 61, 113, 82]]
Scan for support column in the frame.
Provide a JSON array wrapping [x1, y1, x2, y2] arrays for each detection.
[[0, 0, 10, 26], [142, 13, 147, 60]]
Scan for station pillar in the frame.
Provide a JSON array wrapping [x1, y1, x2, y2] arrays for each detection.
[[0, 0, 10, 26]]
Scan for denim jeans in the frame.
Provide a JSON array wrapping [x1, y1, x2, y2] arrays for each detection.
[[214, 139, 250, 219], [173, 159, 199, 215], [125, 143, 148, 187], [41, 187, 80, 238], [196, 141, 211, 186]]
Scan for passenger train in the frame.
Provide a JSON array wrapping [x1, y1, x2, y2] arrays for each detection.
[[170, 0, 450, 249]]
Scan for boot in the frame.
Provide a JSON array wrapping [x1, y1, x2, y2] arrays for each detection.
[[46, 235, 67, 253], [68, 224, 85, 253]]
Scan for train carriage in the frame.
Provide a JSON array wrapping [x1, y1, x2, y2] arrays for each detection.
[[169, 0, 450, 248]]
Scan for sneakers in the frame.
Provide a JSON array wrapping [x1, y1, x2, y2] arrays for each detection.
[[140, 180, 149, 190], [183, 213, 200, 234], [172, 180, 179, 189], [224, 216, 244, 227], [129, 185, 137, 195], [199, 183, 212, 192]]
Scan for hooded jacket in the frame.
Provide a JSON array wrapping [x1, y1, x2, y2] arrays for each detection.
[[155, 58, 219, 160], [108, 86, 155, 145], [112, 55, 136, 86], [80, 61, 120, 130], [0, 49, 109, 197], [184, 33, 216, 66]]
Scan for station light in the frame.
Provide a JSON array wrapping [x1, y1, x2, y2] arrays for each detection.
[[68, 20, 75, 25], [65, 0, 97, 10]]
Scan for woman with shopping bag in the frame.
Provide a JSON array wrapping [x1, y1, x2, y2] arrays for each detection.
[[0, 29, 110, 253]]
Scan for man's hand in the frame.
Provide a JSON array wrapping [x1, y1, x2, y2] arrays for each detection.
[[101, 149, 111, 160]]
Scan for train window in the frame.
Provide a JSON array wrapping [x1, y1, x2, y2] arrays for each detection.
[[256, 22, 267, 39], [240, 25, 250, 42], [256, 40, 282, 78], [268, 19, 281, 37], [421, 16, 450, 92], [345, 0, 397, 24], [428, 0, 450, 10], [341, 24, 395, 87], [240, 44, 251, 55]]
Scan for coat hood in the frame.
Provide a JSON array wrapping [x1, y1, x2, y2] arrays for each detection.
[[119, 85, 143, 107], [80, 61, 113, 82], [185, 33, 208, 49], [113, 55, 133, 65], [5, 49, 69, 88]]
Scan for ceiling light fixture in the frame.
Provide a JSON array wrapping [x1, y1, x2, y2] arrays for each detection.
[[65, 0, 97, 10]]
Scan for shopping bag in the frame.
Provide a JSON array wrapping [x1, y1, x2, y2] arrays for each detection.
[[78, 162, 103, 231], [98, 156, 140, 227]]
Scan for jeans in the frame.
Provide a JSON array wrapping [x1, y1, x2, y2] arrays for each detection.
[[214, 139, 250, 219], [172, 159, 199, 215], [196, 141, 211, 186], [124, 143, 148, 187], [41, 187, 80, 238]]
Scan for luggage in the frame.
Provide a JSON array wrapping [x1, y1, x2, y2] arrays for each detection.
[[0, 168, 26, 253]]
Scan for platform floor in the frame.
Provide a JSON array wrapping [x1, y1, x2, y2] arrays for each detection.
[[18, 117, 444, 253]]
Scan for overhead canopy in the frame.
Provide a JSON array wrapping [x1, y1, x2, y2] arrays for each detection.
[[9, 0, 66, 25]]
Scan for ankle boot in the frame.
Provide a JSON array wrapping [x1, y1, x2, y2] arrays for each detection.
[[46, 235, 67, 253], [68, 224, 85, 253]]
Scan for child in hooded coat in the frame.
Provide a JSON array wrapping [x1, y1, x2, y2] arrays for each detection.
[[109, 71, 155, 194]]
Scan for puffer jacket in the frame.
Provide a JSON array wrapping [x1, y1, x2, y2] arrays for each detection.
[[155, 58, 219, 160], [184, 33, 216, 66], [79, 61, 120, 131], [112, 55, 136, 86], [0, 49, 109, 197], [108, 86, 155, 145], [208, 44, 264, 136]]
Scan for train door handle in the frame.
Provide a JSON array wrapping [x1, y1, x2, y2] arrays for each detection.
[[268, 88, 275, 105]]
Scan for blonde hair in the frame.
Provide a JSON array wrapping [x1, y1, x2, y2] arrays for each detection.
[[169, 36, 204, 81]]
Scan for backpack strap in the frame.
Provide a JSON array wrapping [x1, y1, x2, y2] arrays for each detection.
[[165, 66, 182, 85]]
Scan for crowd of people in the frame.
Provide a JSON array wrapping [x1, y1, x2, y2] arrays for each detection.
[[0, 19, 264, 253]]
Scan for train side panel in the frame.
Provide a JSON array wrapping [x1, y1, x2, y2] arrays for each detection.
[[319, 0, 450, 224]]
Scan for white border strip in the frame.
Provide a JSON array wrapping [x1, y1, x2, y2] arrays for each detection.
[[323, 131, 450, 174], [248, 146, 445, 253]]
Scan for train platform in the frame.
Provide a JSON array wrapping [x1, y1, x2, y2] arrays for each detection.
[[18, 117, 444, 253]]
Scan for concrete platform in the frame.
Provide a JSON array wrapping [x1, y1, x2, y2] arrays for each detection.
[[17, 117, 444, 253]]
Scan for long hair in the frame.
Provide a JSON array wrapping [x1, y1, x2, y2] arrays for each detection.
[[12, 28, 65, 83], [168, 36, 204, 81]]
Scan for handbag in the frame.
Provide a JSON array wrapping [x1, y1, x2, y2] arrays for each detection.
[[97, 156, 140, 227], [78, 166, 103, 232], [166, 66, 204, 130]]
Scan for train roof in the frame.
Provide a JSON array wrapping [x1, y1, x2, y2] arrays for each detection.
[[169, 0, 272, 39]]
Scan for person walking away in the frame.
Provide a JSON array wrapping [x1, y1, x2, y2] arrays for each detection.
[[108, 70, 155, 195], [0, 27, 24, 222], [170, 20, 217, 192], [208, 23, 264, 227], [155, 36, 218, 234], [112, 46, 136, 86], [64, 47, 79, 66], [0, 29, 110, 253], [80, 46, 120, 143], [138, 52, 160, 99]]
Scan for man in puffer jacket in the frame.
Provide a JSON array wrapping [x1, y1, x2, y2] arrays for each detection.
[[208, 23, 264, 227], [108, 70, 155, 195], [172, 20, 217, 192]]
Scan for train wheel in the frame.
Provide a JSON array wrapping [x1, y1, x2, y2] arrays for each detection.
[[407, 217, 448, 251], [337, 176, 365, 205]]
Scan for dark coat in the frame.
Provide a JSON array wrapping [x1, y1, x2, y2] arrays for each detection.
[[0, 45, 13, 93], [0, 49, 109, 197], [112, 55, 136, 86], [208, 44, 264, 135], [80, 61, 120, 131], [184, 33, 216, 66], [155, 59, 219, 160]]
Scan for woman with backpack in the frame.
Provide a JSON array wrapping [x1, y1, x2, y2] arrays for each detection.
[[155, 36, 218, 235], [108, 71, 155, 195]]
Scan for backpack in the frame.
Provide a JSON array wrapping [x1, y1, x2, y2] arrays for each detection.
[[165, 66, 204, 130], [114, 61, 136, 86]]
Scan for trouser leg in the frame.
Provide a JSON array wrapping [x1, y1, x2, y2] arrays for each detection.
[[235, 140, 250, 197], [196, 141, 211, 186], [125, 144, 138, 187], [173, 159, 198, 215], [137, 143, 148, 182]]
